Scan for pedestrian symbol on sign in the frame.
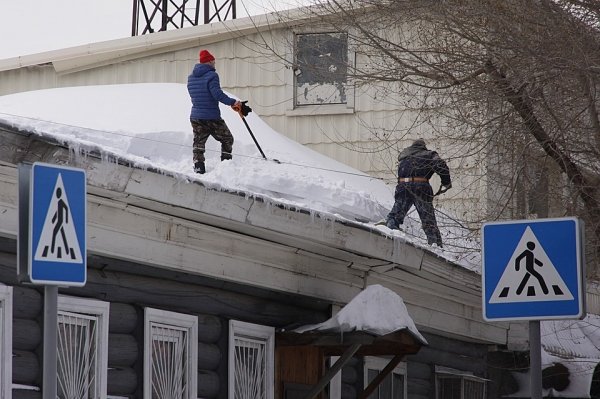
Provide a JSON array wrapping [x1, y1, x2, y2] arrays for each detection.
[[490, 226, 573, 303], [33, 174, 83, 263]]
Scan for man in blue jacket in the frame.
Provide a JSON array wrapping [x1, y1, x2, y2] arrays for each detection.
[[187, 49, 241, 174], [386, 139, 452, 247]]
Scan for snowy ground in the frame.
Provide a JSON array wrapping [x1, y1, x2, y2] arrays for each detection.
[[0, 83, 480, 269]]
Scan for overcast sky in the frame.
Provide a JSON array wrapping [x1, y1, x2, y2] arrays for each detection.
[[0, 0, 299, 59]]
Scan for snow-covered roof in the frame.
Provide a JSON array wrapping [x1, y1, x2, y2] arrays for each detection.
[[0, 82, 479, 269]]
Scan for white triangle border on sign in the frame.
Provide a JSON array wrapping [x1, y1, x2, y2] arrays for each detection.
[[489, 226, 573, 303], [33, 173, 83, 263]]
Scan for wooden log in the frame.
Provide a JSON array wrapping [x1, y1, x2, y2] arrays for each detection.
[[0, 238, 16, 254], [421, 332, 487, 359], [13, 318, 41, 351], [197, 370, 220, 398], [107, 367, 137, 396], [0, 256, 327, 327], [407, 346, 487, 375], [108, 333, 138, 367], [12, 389, 41, 399], [12, 350, 39, 385], [197, 342, 221, 371], [0, 253, 19, 285], [64, 266, 325, 328], [108, 302, 138, 334], [407, 361, 432, 380], [12, 286, 42, 319], [197, 314, 222, 343], [408, 378, 431, 397]]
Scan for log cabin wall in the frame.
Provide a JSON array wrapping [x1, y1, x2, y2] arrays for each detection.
[[1, 235, 516, 399], [0, 237, 330, 399], [405, 332, 490, 399]]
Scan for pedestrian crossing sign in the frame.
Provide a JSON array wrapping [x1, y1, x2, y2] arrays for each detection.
[[26, 163, 87, 286], [482, 217, 585, 321]]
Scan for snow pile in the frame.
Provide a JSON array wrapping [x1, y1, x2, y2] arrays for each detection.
[[0, 83, 480, 268], [294, 284, 427, 344], [507, 314, 600, 397]]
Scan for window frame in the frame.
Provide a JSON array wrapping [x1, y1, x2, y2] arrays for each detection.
[[228, 320, 275, 399], [143, 307, 198, 399], [286, 28, 356, 116], [57, 295, 109, 399], [0, 285, 12, 399], [363, 356, 407, 399], [435, 366, 487, 399]]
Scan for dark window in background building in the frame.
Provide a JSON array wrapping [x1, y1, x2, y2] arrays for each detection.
[[294, 32, 348, 106]]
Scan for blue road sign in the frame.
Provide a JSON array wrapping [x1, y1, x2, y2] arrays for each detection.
[[29, 162, 86, 286], [482, 217, 584, 321]]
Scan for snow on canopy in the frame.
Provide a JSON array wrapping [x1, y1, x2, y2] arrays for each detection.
[[293, 284, 427, 345], [0, 83, 479, 268]]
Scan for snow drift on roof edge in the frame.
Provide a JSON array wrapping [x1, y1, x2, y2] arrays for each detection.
[[0, 83, 393, 222]]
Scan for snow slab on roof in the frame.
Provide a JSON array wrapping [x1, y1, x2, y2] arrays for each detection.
[[293, 284, 427, 345], [0, 82, 479, 269]]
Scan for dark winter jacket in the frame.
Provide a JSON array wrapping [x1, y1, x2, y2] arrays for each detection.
[[397, 141, 452, 186], [187, 63, 236, 120]]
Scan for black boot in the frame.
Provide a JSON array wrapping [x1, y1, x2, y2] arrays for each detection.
[[221, 154, 232, 161], [194, 161, 205, 174]]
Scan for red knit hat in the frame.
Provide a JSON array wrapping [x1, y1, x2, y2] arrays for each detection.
[[199, 50, 215, 63]]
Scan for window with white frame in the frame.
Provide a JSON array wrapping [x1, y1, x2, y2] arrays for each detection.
[[0, 286, 12, 399], [229, 320, 275, 399], [294, 32, 349, 107], [435, 366, 486, 399], [364, 357, 407, 399], [57, 295, 109, 399], [144, 308, 198, 399]]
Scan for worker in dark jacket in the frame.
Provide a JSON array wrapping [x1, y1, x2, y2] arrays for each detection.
[[187, 49, 241, 174], [386, 139, 452, 247]]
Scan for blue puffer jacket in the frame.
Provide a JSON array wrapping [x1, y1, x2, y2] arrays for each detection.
[[187, 63, 236, 120]]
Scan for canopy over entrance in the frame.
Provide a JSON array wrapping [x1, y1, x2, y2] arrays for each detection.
[[276, 285, 426, 399]]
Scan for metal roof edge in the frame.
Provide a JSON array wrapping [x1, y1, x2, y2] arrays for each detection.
[[0, 7, 317, 74]]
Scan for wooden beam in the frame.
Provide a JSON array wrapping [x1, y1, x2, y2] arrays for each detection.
[[303, 343, 362, 399], [358, 354, 403, 399]]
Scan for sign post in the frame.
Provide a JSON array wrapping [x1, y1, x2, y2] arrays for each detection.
[[482, 217, 585, 399], [18, 162, 87, 399]]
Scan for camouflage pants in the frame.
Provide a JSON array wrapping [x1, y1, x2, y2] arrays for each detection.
[[191, 119, 234, 163]]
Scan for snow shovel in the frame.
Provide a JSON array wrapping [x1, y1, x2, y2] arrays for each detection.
[[234, 101, 280, 163]]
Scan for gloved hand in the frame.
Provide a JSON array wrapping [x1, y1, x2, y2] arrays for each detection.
[[231, 100, 242, 113], [240, 101, 252, 117]]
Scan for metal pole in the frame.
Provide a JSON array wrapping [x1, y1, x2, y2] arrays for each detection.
[[529, 320, 542, 399], [161, 0, 168, 31], [131, 0, 138, 36], [240, 116, 267, 159], [43, 286, 58, 399]]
